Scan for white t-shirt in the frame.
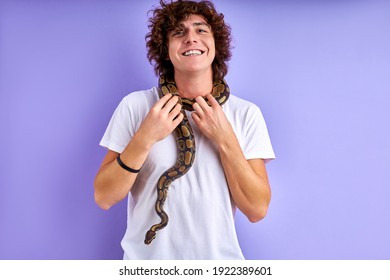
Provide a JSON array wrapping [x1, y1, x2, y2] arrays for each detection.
[[100, 87, 275, 259]]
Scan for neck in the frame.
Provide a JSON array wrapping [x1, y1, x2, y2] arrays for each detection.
[[173, 71, 213, 99]]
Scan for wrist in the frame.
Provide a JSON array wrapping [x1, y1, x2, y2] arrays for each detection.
[[117, 154, 141, 173], [217, 132, 239, 155], [133, 130, 155, 151], [119, 131, 153, 172]]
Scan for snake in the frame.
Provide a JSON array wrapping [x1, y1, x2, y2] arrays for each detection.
[[144, 75, 230, 245]]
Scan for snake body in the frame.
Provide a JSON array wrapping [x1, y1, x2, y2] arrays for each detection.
[[144, 76, 230, 245]]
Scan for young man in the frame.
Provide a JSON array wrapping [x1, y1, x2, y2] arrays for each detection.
[[94, 0, 275, 259]]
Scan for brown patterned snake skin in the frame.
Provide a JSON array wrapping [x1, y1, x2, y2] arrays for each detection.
[[144, 76, 230, 245]]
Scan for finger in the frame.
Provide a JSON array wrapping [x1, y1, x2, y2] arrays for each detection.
[[192, 102, 204, 116], [194, 96, 210, 111], [191, 112, 201, 125], [162, 95, 179, 113], [206, 94, 219, 108], [168, 103, 182, 120], [156, 93, 173, 105], [172, 112, 184, 127], [155, 93, 172, 108]]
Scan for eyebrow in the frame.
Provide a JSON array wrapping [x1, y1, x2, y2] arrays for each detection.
[[193, 21, 210, 28], [178, 21, 211, 29]]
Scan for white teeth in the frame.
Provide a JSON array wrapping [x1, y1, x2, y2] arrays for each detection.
[[183, 50, 202, 56]]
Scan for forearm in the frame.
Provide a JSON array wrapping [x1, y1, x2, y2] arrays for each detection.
[[94, 132, 153, 210], [191, 94, 271, 221], [218, 134, 271, 222], [95, 94, 184, 210]]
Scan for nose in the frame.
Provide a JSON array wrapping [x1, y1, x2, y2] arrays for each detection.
[[184, 30, 197, 44]]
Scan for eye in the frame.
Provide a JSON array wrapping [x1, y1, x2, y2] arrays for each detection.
[[171, 29, 185, 37], [196, 25, 211, 34]]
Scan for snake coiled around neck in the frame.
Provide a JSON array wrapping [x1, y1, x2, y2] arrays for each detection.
[[144, 76, 230, 245]]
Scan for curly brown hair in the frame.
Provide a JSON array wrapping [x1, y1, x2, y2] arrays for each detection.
[[145, 0, 232, 81]]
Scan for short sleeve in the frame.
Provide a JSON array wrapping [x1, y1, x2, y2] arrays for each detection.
[[242, 105, 275, 163], [99, 89, 158, 153], [99, 98, 134, 153]]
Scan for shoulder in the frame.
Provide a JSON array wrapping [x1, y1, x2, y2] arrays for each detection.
[[121, 87, 159, 109], [226, 94, 258, 108], [224, 94, 263, 118]]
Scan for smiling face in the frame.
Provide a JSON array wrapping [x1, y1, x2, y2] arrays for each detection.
[[167, 14, 215, 78]]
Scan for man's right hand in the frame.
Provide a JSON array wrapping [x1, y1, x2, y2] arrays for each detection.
[[136, 93, 183, 147]]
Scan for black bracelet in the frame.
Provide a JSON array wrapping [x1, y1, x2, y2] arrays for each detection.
[[116, 155, 141, 173]]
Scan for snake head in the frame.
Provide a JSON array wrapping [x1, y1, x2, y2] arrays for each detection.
[[144, 230, 156, 245]]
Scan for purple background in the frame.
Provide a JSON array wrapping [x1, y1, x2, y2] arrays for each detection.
[[1, 0, 389, 259]]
